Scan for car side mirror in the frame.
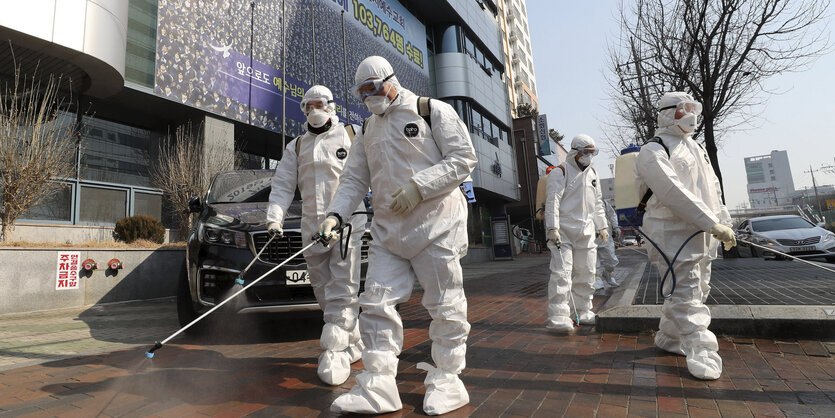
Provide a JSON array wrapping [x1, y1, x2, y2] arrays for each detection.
[[817, 222, 826, 228], [188, 196, 202, 213]]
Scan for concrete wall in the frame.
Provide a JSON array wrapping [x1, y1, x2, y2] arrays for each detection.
[[460, 247, 492, 265], [8, 223, 180, 244], [0, 248, 184, 315]]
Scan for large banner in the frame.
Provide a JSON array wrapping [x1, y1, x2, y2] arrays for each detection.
[[155, 0, 429, 137]]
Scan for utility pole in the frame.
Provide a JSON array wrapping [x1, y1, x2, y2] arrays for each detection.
[[806, 165, 823, 215]]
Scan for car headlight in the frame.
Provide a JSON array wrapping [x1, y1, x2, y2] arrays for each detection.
[[200, 224, 247, 248], [824, 233, 834, 243]]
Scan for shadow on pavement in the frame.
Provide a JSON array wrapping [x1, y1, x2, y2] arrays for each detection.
[[75, 297, 324, 347]]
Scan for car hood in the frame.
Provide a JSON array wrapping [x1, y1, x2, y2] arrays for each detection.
[[204, 202, 302, 231], [757, 227, 823, 241]]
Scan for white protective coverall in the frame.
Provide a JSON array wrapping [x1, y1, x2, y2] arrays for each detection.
[[266, 85, 366, 386], [325, 56, 477, 415], [544, 134, 607, 332], [595, 200, 620, 288], [634, 91, 732, 380]]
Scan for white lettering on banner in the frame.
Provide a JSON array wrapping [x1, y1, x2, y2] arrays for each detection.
[[56, 251, 80, 290]]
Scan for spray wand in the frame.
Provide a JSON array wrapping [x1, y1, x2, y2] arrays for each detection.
[[145, 232, 335, 358]]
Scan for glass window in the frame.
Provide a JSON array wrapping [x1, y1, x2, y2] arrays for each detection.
[[464, 34, 475, 58], [440, 26, 461, 53], [125, 0, 158, 87], [81, 117, 162, 187], [474, 48, 484, 67], [80, 187, 127, 224], [134, 192, 163, 221], [19, 185, 73, 222], [484, 120, 493, 140], [470, 108, 481, 134]]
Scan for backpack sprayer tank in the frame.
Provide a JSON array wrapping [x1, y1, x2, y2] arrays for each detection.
[[614, 144, 643, 227]]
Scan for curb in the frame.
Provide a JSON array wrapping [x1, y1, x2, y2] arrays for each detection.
[[596, 254, 835, 339]]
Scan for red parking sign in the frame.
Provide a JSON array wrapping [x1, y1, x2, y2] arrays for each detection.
[[56, 251, 80, 290]]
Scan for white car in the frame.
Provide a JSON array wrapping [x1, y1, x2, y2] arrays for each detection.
[[737, 215, 835, 262]]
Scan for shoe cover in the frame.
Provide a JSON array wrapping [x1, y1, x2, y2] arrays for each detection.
[[605, 276, 619, 287], [655, 331, 685, 355], [346, 339, 365, 364], [578, 310, 596, 325], [320, 322, 350, 351], [593, 276, 605, 290], [546, 316, 575, 332], [330, 371, 402, 414], [318, 350, 352, 386], [417, 362, 469, 416], [686, 348, 722, 380]]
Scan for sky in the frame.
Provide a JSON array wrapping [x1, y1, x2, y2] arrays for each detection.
[[526, 1, 835, 210]]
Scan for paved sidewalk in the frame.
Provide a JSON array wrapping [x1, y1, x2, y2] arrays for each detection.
[[599, 247, 835, 338], [0, 252, 834, 416]]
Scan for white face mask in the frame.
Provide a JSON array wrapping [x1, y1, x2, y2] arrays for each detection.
[[364, 95, 392, 115], [676, 113, 697, 134], [306, 108, 330, 128], [577, 154, 593, 166]]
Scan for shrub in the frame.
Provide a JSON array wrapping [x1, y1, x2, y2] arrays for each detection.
[[113, 215, 166, 244]]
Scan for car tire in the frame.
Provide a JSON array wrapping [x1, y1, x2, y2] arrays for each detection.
[[176, 262, 205, 336], [750, 246, 759, 258], [826, 256, 835, 263]]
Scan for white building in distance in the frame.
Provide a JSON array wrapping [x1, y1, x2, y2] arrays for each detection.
[[745, 150, 796, 209]]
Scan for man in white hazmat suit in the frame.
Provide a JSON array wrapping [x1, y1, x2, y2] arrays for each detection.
[[544, 134, 608, 332], [595, 200, 620, 288], [266, 85, 366, 386], [319, 56, 477, 415], [634, 91, 736, 380]]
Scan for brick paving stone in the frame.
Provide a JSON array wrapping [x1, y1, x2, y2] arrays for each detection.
[[0, 254, 833, 416], [798, 340, 832, 358]]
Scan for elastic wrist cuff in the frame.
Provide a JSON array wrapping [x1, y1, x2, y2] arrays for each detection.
[[327, 212, 343, 228]]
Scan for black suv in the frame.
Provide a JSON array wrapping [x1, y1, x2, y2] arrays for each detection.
[[177, 169, 369, 329]]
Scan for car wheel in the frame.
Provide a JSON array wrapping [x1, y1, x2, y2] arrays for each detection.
[[774, 254, 787, 261], [750, 246, 759, 258], [826, 256, 835, 263], [176, 262, 205, 335]]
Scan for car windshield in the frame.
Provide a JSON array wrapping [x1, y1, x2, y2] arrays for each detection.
[[751, 217, 814, 232], [207, 171, 272, 204]]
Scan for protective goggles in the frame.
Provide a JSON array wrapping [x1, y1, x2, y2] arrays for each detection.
[[572, 147, 599, 156], [300, 97, 333, 113], [659, 100, 702, 116], [350, 74, 394, 100]]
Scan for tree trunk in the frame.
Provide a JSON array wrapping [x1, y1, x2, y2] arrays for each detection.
[[1, 222, 12, 243], [702, 115, 725, 203]]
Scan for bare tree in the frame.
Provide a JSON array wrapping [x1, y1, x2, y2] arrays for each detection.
[[0, 68, 82, 242], [150, 122, 234, 241], [606, 0, 830, 198]]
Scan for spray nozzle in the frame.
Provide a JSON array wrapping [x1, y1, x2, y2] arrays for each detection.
[[145, 341, 162, 358]]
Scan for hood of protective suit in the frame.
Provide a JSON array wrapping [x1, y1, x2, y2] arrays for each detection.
[[302, 85, 336, 112], [354, 56, 402, 89], [656, 91, 695, 137], [567, 134, 595, 167], [302, 85, 339, 131]]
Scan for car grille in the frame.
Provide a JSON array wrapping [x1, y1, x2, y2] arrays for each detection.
[[776, 236, 820, 246], [253, 232, 306, 265]]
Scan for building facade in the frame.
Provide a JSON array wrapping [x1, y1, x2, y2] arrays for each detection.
[[1, 0, 518, 259], [495, 0, 538, 116], [745, 150, 796, 209]]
